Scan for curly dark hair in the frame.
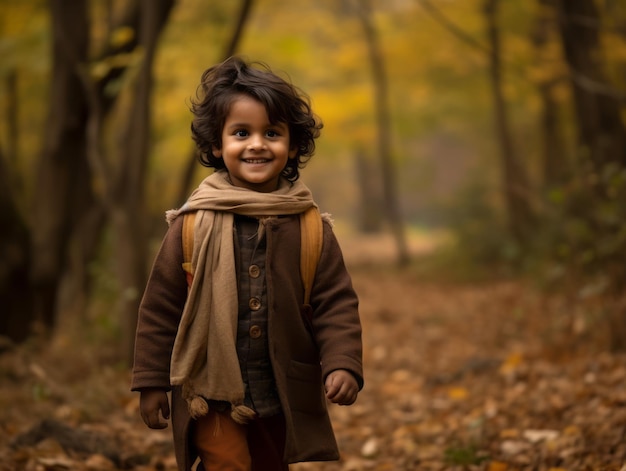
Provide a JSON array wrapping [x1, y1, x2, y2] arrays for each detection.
[[190, 56, 323, 181]]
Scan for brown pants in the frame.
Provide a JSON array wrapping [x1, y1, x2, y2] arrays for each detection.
[[194, 410, 288, 471]]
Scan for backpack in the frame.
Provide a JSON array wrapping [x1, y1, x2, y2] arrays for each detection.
[[181, 207, 323, 306]]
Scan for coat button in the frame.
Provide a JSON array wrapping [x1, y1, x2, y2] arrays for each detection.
[[249, 325, 262, 339], [249, 297, 261, 311], [248, 265, 260, 278]]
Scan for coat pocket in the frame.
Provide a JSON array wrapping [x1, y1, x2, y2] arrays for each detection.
[[286, 360, 327, 414]]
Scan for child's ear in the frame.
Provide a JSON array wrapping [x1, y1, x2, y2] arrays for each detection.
[[288, 147, 298, 159], [212, 146, 222, 158]]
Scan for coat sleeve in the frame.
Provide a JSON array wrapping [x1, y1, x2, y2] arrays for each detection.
[[310, 222, 364, 389], [131, 216, 188, 391]]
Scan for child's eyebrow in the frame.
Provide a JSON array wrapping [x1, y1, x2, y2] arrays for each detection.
[[224, 122, 251, 130], [225, 121, 288, 130]]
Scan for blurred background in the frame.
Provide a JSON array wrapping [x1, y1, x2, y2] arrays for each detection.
[[1, 0, 625, 384], [2, 1, 626, 469]]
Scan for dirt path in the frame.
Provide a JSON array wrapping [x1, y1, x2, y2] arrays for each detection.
[[295, 266, 626, 471], [1, 244, 625, 470]]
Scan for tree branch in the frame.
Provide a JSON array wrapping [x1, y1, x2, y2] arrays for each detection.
[[416, 0, 491, 54]]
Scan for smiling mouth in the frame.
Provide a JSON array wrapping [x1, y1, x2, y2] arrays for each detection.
[[243, 158, 270, 164]]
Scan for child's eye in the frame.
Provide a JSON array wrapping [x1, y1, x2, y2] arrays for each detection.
[[266, 130, 279, 138], [234, 130, 249, 137]]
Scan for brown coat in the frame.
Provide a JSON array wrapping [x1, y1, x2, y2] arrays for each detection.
[[131, 214, 363, 470]]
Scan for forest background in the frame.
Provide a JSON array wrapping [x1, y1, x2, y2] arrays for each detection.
[[1, 0, 626, 470]]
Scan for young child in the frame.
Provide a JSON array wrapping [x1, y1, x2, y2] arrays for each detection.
[[131, 56, 363, 471]]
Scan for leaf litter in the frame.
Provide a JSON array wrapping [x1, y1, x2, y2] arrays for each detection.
[[1, 247, 626, 470]]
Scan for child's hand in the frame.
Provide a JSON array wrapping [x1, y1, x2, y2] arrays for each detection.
[[325, 369, 359, 406], [140, 388, 170, 429]]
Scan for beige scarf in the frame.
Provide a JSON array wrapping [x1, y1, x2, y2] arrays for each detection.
[[165, 170, 316, 423]]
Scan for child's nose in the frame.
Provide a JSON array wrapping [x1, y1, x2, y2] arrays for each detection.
[[247, 135, 266, 150]]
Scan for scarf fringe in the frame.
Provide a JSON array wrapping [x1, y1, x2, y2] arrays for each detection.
[[183, 383, 257, 424], [165, 204, 189, 226], [188, 395, 210, 419], [231, 404, 257, 424], [186, 394, 256, 424]]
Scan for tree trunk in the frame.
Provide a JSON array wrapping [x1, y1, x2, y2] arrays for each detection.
[[557, 0, 626, 170], [557, 0, 626, 351], [112, 0, 175, 364], [354, 149, 383, 233], [29, 0, 91, 334], [484, 0, 535, 246], [531, 0, 569, 190], [0, 71, 30, 341], [356, 0, 410, 266], [60, 0, 143, 319], [4, 70, 18, 167], [94, 0, 142, 117], [0, 148, 33, 342], [538, 82, 568, 189]]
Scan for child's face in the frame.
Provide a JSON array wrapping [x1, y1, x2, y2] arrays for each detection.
[[213, 94, 296, 193]]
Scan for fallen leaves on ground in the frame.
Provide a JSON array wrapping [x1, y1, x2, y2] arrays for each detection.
[[1, 260, 626, 470]]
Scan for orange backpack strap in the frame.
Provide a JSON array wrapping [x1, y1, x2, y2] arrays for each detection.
[[182, 212, 196, 287], [299, 206, 323, 306]]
